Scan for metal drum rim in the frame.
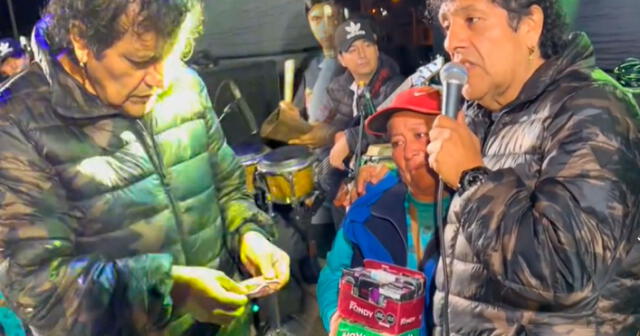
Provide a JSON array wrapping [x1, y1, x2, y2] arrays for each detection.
[[257, 145, 314, 173], [257, 157, 313, 173], [236, 147, 270, 165]]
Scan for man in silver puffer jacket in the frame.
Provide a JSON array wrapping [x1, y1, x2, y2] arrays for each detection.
[[425, 0, 640, 334]]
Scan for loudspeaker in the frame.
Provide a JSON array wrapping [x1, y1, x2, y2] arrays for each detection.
[[198, 61, 281, 146]]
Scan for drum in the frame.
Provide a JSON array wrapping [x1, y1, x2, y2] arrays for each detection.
[[257, 145, 315, 204], [232, 142, 270, 194]]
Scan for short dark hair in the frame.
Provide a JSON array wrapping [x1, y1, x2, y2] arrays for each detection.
[[43, 0, 202, 59], [426, 0, 568, 59]]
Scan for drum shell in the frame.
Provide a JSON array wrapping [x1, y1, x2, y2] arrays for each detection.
[[233, 144, 270, 194], [257, 145, 315, 204], [259, 166, 314, 204], [242, 161, 259, 194]]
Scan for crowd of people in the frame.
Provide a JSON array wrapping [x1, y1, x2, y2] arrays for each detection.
[[0, 0, 639, 335]]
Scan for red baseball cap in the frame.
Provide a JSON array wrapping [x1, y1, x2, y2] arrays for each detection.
[[365, 86, 441, 136]]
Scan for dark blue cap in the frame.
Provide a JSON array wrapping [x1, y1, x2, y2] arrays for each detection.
[[0, 38, 25, 63]]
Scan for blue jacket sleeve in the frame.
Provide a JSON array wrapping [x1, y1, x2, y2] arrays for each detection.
[[317, 228, 353, 331]]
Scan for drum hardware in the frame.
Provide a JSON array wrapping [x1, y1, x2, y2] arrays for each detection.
[[361, 143, 394, 167], [348, 83, 371, 183], [231, 142, 271, 212], [249, 146, 325, 335], [288, 191, 324, 284], [337, 84, 378, 194], [256, 146, 316, 207], [214, 79, 259, 134], [216, 98, 237, 123], [262, 294, 288, 336], [255, 145, 324, 284], [262, 183, 322, 284]]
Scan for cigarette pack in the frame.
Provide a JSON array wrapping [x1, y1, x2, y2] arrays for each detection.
[[337, 260, 425, 335]]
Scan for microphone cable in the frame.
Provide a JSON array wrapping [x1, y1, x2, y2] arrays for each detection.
[[436, 179, 451, 336], [435, 62, 467, 336]]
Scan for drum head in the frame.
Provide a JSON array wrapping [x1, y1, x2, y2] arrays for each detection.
[[232, 142, 269, 164], [258, 145, 313, 173]]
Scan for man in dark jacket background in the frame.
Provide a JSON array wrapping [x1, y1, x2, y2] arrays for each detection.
[[277, 0, 345, 124], [424, 0, 640, 334], [0, 1, 289, 335], [291, 17, 404, 217], [289, 17, 404, 151]]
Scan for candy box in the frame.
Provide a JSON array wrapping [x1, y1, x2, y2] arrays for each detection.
[[337, 259, 425, 335]]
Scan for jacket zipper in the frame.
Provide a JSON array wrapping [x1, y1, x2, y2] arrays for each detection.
[[135, 119, 188, 247]]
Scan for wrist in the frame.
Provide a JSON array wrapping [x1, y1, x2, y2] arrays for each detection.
[[240, 231, 265, 250], [457, 166, 490, 194], [170, 266, 190, 310]]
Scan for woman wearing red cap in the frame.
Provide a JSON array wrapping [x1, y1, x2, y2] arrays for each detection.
[[317, 87, 449, 336]]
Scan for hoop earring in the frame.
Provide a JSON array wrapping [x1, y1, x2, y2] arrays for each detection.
[[79, 60, 89, 87]]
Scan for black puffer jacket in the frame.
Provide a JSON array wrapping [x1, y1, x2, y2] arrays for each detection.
[[433, 33, 640, 335]]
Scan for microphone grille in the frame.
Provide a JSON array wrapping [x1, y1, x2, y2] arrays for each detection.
[[439, 62, 468, 85]]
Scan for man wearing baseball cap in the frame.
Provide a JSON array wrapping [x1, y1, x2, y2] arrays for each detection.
[[290, 17, 403, 148], [317, 87, 451, 336], [0, 38, 29, 81], [291, 17, 404, 225]]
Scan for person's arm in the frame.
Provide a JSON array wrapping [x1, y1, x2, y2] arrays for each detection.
[[290, 87, 340, 147], [0, 119, 175, 335], [317, 229, 354, 331], [292, 71, 306, 113], [456, 87, 640, 303], [199, 77, 275, 253]]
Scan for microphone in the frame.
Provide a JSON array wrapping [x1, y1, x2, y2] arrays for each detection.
[[439, 62, 468, 119], [435, 61, 467, 336], [228, 80, 258, 134]]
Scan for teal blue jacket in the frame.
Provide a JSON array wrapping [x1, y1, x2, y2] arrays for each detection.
[[317, 172, 449, 335]]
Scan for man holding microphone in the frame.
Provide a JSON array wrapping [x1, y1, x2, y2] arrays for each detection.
[[426, 0, 640, 334]]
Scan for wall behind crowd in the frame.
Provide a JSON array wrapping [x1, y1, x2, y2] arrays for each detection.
[[560, 0, 640, 71], [197, 0, 316, 60]]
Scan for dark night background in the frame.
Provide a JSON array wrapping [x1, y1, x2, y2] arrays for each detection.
[[0, 0, 47, 38], [0, 0, 429, 41]]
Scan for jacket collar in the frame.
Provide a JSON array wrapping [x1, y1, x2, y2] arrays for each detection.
[[32, 18, 122, 119], [369, 182, 408, 245]]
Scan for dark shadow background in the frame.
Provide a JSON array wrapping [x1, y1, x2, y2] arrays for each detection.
[[0, 0, 46, 38]]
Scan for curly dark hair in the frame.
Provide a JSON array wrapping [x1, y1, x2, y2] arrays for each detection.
[[43, 0, 202, 59], [425, 0, 569, 59]]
